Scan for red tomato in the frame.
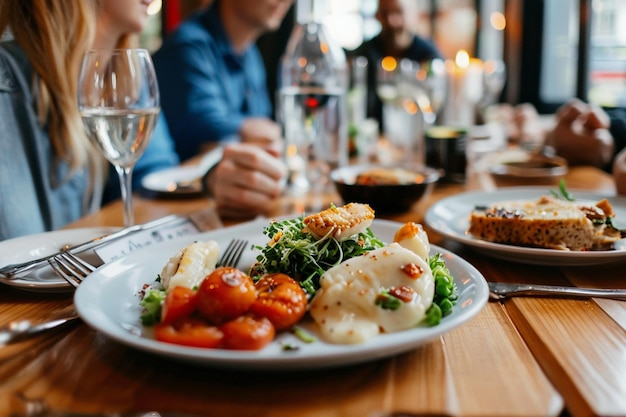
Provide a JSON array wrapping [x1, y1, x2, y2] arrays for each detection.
[[250, 273, 308, 331], [220, 314, 275, 350], [161, 286, 198, 325], [196, 267, 257, 324], [154, 316, 223, 348]]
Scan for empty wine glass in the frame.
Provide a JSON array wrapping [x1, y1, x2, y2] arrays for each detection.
[[415, 58, 448, 126], [376, 58, 427, 165], [78, 49, 160, 226], [481, 59, 506, 107]]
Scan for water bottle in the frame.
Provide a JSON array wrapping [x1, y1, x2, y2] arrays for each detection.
[[278, 0, 349, 192]]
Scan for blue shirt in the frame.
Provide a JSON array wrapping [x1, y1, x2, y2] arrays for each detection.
[[153, 0, 272, 161], [0, 41, 178, 240]]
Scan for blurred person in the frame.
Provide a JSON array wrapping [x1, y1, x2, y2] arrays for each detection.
[[0, 0, 285, 241], [153, 0, 293, 162], [0, 0, 177, 240], [347, 0, 443, 126]]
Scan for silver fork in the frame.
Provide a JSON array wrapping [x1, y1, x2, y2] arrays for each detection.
[[47, 251, 97, 288], [217, 239, 249, 268]]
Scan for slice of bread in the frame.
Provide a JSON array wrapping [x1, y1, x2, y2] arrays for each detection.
[[467, 195, 621, 250]]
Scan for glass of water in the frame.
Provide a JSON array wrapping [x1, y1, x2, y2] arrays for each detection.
[[78, 49, 160, 226]]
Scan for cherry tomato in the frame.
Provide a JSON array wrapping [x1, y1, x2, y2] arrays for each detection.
[[154, 316, 223, 348], [250, 273, 307, 331], [196, 267, 257, 324], [161, 286, 198, 325], [220, 314, 275, 350]]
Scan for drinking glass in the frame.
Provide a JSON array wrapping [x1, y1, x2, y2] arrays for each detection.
[[376, 58, 425, 165], [481, 59, 506, 107], [78, 49, 160, 226], [415, 58, 448, 126]]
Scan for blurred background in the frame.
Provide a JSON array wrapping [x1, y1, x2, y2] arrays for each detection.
[[140, 0, 626, 114]]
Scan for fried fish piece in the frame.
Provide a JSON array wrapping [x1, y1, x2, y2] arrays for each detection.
[[160, 240, 220, 290], [303, 203, 375, 241]]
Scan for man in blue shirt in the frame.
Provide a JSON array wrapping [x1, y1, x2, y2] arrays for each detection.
[[153, 0, 293, 162]]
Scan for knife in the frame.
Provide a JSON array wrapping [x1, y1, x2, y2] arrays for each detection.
[[0, 306, 80, 346], [488, 282, 626, 301], [0, 214, 189, 279]]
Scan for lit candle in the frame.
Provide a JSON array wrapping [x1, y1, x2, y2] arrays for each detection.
[[442, 50, 484, 127]]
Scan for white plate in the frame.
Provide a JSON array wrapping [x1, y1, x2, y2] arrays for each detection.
[[141, 148, 223, 196], [74, 218, 489, 371], [0, 228, 116, 292], [425, 187, 626, 266]]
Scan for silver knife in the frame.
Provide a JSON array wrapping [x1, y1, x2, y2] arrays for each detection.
[[0, 306, 80, 346], [488, 282, 626, 301]]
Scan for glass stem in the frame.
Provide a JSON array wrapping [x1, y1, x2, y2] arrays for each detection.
[[115, 165, 135, 227]]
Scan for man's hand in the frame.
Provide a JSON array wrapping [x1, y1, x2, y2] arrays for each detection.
[[206, 143, 287, 219], [545, 98, 614, 167]]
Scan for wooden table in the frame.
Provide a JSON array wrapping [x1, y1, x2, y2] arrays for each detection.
[[1, 166, 625, 417]]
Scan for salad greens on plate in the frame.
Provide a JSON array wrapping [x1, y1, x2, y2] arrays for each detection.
[[250, 216, 458, 326]]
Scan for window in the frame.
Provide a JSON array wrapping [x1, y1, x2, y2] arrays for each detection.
[[513, 0, 626, 113]]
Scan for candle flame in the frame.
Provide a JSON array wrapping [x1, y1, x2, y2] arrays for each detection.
[[455, 50, 470, 69], [381, 56, 397, 72]]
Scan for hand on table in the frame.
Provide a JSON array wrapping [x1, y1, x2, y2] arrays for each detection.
[[207, 142, 287, 219], [239, 117, 283, 153], [544, 98, 614, 167]]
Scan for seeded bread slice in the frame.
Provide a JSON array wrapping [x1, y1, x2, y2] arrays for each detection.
[[467, 195, 621, 251]]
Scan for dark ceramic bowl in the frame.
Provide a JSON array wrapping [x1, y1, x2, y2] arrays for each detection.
[[330, 164, 441, 214], [488, 151, 568, 186]]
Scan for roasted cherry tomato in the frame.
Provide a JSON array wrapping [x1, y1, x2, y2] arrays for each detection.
[[250, 273, 307, 331], [161, 286, 198, 325], [196, 267, 257, 324], [154, 316, 223, 348], [220, 314, 275, 350]]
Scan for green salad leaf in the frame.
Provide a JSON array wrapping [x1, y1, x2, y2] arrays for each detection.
[[140, 287, 166, 326], [425, 253, 459, 326], [550, 178, 575, 201], [251, 216, 385, 296], [251, 215, 459, 327]]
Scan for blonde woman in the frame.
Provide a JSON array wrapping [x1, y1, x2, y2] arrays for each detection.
[[0, 0, 178, 240]]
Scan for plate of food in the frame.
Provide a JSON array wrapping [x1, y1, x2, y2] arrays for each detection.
[[425, 187, 626, 266], [74, 204, 489, 370], [0, 227, 116, 292]]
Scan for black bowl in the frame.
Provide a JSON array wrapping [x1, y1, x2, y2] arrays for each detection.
[[330, 164, 441, 214]]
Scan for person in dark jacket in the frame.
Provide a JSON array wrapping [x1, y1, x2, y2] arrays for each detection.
[[348, 0, 443, 127]]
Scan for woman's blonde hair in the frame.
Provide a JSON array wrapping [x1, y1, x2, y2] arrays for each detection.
[[0, 0, 99, 172]]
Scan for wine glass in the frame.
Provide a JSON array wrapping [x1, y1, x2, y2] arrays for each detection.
[[376, 58, 425, 165], [415, 58, 448, 126], [78, 49, 160, 227], [481, 59, 506, 108]]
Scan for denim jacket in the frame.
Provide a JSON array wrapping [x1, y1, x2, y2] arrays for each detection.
[[0, 42, 179, 240]]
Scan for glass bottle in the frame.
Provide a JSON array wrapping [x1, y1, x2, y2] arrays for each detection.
[[278, 0, 348, 193]]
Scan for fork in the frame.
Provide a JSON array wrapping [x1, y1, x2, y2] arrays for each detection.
[[47, 251, 97, 288], [217, 239, 249, 268]]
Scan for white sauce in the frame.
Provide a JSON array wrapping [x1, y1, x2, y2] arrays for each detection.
[[309, 242, 434, 344]]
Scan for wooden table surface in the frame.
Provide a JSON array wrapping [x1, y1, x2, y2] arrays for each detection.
[[1, 166, 625, 417]]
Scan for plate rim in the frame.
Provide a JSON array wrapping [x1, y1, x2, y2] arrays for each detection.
[[424, 186, 626, 266], [0, 227, 118, 291], [74, 218, 489, 370]]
